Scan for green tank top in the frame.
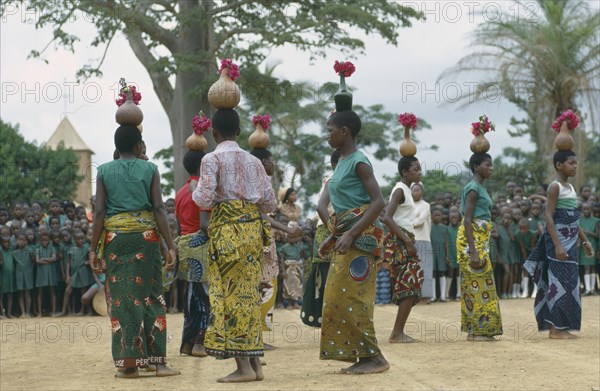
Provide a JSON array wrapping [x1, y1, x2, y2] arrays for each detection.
[[97, 159, 157, 217], [460, 180, 492, 221], [328, 150, 372, 214]]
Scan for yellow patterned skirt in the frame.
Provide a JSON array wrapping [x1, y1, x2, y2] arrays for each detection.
[[457, 220, 503, 337], [204, 201, 268, 358]]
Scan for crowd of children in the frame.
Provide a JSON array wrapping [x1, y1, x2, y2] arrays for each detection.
[[0, 198, 102, 318]]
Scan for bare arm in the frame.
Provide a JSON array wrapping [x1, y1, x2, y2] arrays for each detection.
[[150, 170, 176, 270], [381, 188, 416, 256], [317, 185, 331, 226], [545, 184, 567, 260], [463, 190, 483, 267], [90, 175, 107, 273], [262, 213, 302, 236]]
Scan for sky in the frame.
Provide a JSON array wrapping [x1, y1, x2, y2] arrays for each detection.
[[1, 1, 594, 200]]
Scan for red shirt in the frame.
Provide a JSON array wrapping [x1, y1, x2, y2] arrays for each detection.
[[175, 176, 208, 235]]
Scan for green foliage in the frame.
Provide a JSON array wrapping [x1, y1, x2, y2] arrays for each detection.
[[0, 119, 82, 206], [153, 146, 174, 196], [486, 147, 547, 195]]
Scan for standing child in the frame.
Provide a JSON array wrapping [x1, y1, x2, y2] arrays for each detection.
[[430, 207, 450, 302], [514, 218, 536, 298], [1, 236, 16, 317], [497, 211, 519, 298], [447, 209, 461, 301], [13, 233, 34, 317], [50, 230, 65, 315], [35, 231, 58, 316], [280, 222, 308, 309], [524, 149, 594, 338], [66, 230, 95, 315], [58, 229, 73, 315], [579, 202, 598, 295]]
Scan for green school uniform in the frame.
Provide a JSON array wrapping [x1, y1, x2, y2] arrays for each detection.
[[498, 225, 519, 264], [13, 248, 34, 291], [528, 216, 543, 232], [430, 223, 448, 272], [53, 243, 64, 281], [36, 245, 58, 287], [447, 225, 459, 269], [514, 230, 535, 263], [1, 248, 16, 293], [68, 243, 94, 288], [579, 217, 599, 266]]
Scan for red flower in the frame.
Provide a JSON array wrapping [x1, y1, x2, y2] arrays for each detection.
[[135, 276, 143, 285], [471, 115, 495, 136], [398, 112, 417, 129], [135, 253, 144, 260], [113, 299, 121, 307], [111, 318, 121, 333], [109, 253, 117, 261], [115, 78, 142, 106], [219, 59, 240, 81], [252, 114, 271, 130], [551, 109, 579, 132], [143, 230, 159, 242], [154, 315, 167, 332], [192, 111, 212, 135], [333, 61, 356, 77]]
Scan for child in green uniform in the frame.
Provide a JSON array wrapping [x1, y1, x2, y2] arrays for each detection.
[[514, 218, 536, 298], [579, 202, 598, 295], [447, 209, 461, 300], [1, 236, 16, 317], [430, 207, 449, 302], [529, 202, 544, 236], [66, 230, 94, 315], [58, 229, 73, 315], [497, 211, 518, 299], [280, 225, 309, 309], [36, 231, 58, 316], [13, 233, 34, 317]]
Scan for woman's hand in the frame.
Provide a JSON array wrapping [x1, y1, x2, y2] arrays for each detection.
[[405, 241, 417, 257], [318, 235, 336, 258], [90, 252, 103, 274], [165, 248, 177, 271], [333, 231, 354, 255], [583, 242, 595, 258], [469, 249, 485, 270], [555, 245, 568, 261]]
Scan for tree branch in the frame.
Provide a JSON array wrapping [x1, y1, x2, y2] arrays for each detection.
[[211, 27, 263, 53], [124, 28, 174, 112]]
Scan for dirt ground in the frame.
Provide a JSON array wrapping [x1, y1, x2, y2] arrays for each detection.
[[1, 296, 599, 391]]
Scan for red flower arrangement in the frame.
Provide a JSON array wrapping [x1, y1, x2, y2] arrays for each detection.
[[219, 59, 240, 81], [471, 115, 495, 136], [252, 114, 271, 130], [334, 61, 356, 77], [192, 111, 212, 135], [551, 109, 579, 132], [115, 78, 142, 106], [398, 112, 417, 129]]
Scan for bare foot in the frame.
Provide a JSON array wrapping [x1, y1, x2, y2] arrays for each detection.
[[467, 335, 497, 341], [155, 364, 180, 377], [217, 368, 257, 383], [549, 328, 579, 339], [249, 357, 264, 381], [54, 312, 65, 317], [389, 333, 418, 343], [341, 353, 389, 375], [115, 368, 139, 378], [192, 344, 208, 357], [74, 312, 84, 316], [264, 343, 276, 351], [180, 343, 192, 355]]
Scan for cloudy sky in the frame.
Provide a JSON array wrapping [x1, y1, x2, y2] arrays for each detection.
[[2, 1, 594, 198]]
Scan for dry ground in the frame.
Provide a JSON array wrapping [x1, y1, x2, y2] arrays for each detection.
[[1, 296, 599, 391]]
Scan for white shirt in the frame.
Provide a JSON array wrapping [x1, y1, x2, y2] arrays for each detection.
[[390, 182, 415, 233], [412, 200, 431, 242]]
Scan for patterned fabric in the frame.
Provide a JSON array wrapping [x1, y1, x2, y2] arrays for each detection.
[[181, 282, 210, 350], [192, 141, 277, 214], [375, 268, 391, 304], [260, 279, 277, 331], [327, 205, 384, 258], [312, 224, 332, 262], [301, 262, 330, 327], [524, 209, 581, 331], [175, 231, 210, 283], [384, 229, 424, 305], [261, 237, 279, 282], [320, 246, 380, 361], [204, 201, 266, 358], [457, 220, 503, 337], [106, 228, 168, 368], [96, 210, 157, 262], [283, 260, 303, 300]]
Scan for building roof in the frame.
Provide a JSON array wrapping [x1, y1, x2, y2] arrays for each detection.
[[45, 116, 94, 153]]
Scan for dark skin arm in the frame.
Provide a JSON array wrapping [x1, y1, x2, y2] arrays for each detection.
[[317, 185, 331, 228], [90, 175, 107, 273], [262, 213, 302, 236], [381, 187, 417, 257], [323, 162, 384, 255], [463, 190, 484, 268], [200, 211, 210, 235], [149, 170, 177, 270]]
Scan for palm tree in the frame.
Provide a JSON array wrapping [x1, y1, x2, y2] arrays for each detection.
[[439, 0, 599, 187]]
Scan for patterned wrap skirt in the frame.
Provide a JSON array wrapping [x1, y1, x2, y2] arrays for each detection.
[[204, 201, 269, 358], [103, 211, 169, 368], [457, 219, 503, 337], [524, 209, 581, 331], [320, 205, 384, 361], [384, 229, 424, 305], [301, 224, 331, 327]]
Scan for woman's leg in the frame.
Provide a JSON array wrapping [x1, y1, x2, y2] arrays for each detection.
[[389, 297, 418, 343]]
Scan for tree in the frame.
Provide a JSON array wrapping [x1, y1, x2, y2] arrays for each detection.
[[439, 0, 599, 188], [11, 0, 424, 189], [0, 119, 83, 205]]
